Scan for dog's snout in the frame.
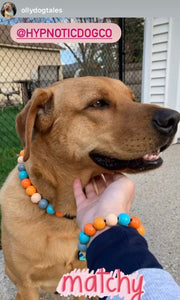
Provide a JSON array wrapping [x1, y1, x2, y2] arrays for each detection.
[[153, 109, 180, 134]]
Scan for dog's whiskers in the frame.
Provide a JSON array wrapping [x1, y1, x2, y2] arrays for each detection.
[[92, 173, 107, 195], [100, 173, 107, 185], [92, 178, 99, 195]]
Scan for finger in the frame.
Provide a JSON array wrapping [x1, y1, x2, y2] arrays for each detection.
[[85, 180, 97, 198], [88, 175, 108, 195], [73, 179, 86, 208], [91, 174, 119, 195], [127, 182, 135, 212], [102, 173, 125, 187], [118, 178, 135, 213]]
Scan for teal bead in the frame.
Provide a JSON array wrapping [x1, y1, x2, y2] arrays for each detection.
[[78, 251, 87, 261], [38, 199, 48, 209], [79, 231, 90, 244], [46, 204, 55, 214], [19, 170, 28, 180], [18, 163, 26, 172], [118, 213, 130, 226], [78, 241, 87, 252]]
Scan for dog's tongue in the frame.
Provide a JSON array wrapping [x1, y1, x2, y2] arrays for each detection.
[[143, 150, 160, 161]]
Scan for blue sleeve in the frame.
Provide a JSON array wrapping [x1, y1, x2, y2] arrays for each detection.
[[108, 268, 180, 300], [86, 226, 162, 274], [86, 226, 180, 300]]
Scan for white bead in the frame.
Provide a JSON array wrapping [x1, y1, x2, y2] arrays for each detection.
[[31, 193, 41, 203], [18, 156, 24, 163], [105, 213, 118, 226]]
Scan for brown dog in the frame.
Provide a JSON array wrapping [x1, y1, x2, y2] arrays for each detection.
[[1, 2, 16, 18], [0, 77, 180, 300]]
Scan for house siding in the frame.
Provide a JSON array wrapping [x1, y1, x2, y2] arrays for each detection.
[[142, 17, 180, 142], [150, 18, 169, 106]]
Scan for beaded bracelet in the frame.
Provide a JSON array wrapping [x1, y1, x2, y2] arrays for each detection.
[[78, 213, 145, 253]]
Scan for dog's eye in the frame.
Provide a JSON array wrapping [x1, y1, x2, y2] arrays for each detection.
[[88, 100, 110, 109]]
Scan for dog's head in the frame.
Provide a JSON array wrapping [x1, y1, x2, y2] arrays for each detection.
[[1, 2, 16, 17], [16, 77, 180, 177]]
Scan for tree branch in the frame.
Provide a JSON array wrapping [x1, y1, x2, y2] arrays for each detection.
[[63, 43, 83, 66]]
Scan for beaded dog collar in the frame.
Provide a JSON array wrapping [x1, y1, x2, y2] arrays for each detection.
[[17, 150, 76, 220]]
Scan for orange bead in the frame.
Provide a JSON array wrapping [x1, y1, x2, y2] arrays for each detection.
[[26, 185, 36, 196], [55, 212, 64, 218], [21, 178, 31, 188], [84, 223, 97, 236], [20, 150, 24, 156], [137, 225, 145, 236], [93, 217, 106, 230], [129, 216, 141, 229]]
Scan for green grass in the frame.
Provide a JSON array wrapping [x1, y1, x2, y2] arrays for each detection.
[[0, 106, 23, 248], [0, 106, 22, 187]]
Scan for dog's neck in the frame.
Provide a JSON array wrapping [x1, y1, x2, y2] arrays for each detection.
[[25, 150, 93, 215], [5, 10, 13, 17]]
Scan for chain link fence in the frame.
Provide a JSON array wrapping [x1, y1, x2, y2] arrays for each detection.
[[123, 18, 144, 101], [0, 17, 144, 186]]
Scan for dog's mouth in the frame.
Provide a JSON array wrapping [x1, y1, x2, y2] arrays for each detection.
[[89, 148, 165, 172]]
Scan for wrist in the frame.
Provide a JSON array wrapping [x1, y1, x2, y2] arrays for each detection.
[[87, 225, 110, 246], [87, 226, 163, 273]]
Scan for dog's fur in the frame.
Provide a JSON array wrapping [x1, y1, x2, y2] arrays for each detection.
[[1, 2, 16, 18], [0, 77, 179, 300]]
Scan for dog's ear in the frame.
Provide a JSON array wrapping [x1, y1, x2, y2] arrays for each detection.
[[16, 88, 54, 161], [12, 3, 16, 14], [1, 7, 5, 16], [128, 87, 136, 102]]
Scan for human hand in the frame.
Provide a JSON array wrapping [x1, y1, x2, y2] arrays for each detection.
[[73, 173, 135, 233]]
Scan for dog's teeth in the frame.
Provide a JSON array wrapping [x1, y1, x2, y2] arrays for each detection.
[[143, 151, 160, 161], [143, 154, 151, 160]]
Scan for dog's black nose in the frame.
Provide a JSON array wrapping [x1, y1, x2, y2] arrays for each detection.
[[153, 109, 180, 134]]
